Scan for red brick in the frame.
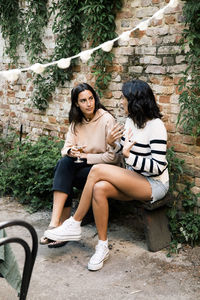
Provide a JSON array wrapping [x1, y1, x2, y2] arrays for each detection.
[[24, 107, 32, 112], [165, 16, 176, 25], [196, 137, 200, 147], [104, 91, 113, 99], [162, 77, 174, 86], [7, 91, 15, 97], [149, 77, 160, 84], [159, 96, 171, 103], [118, 11, 133, 18], [106, 65, 123, 73], [60, 126, 68, 133], [173, 143, 188, 153], [182, 135, 195, 145], [48, 116, 57, 124], [9, 111, 16, 117], [0, 104, 9, 109]]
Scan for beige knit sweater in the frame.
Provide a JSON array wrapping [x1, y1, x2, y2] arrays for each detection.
[[61, 109, 119, 165]]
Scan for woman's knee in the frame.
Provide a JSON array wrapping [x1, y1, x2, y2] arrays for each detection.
[[93, 181, 110, 201], [88, 164, 106, 180]]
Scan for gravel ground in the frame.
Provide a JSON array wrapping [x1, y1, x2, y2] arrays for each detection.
[[0, 197, 200, 300]]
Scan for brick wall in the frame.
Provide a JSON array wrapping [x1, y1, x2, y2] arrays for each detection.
[[0, 0, 200, 205]]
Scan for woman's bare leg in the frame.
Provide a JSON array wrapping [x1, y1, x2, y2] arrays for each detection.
[[60, 207, 71, 223], [92, 180, 135, 241], [73, 164, 151, 221], [49, 191, 69, 227]]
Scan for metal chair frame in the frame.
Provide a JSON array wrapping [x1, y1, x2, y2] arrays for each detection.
[[0, 220, 38, 300]]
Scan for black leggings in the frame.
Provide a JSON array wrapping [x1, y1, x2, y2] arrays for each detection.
[[52, 156, 93, 207]]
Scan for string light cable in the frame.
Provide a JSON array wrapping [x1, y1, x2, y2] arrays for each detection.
[[0, 0, 179, 82]]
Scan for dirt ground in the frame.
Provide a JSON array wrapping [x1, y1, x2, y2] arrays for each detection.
[[0, 196, 200, 300]]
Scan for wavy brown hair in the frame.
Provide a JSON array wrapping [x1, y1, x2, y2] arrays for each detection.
[[122, 79, 162, 128]]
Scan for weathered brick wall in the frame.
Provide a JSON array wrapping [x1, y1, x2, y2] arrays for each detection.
[[0, 0, 200, 204]]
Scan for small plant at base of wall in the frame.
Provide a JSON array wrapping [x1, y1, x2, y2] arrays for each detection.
[[177, 1, 200, 137]]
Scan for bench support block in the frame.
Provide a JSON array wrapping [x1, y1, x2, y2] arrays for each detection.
[[142, 206, 171, 252]]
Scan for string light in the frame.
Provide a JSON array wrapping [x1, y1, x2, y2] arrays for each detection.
[[101, 40, 114, 52], [57, 58, 71, 69], [80, 49, 94, 63], [0, 69, 21, 82], [120, 31, 131, 41], [30, 63, 45, 74], [168, 0, 179, 8], [0, 0, 179, 82]]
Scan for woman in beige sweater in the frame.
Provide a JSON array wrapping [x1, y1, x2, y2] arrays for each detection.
[[40, 83, 121, 247]]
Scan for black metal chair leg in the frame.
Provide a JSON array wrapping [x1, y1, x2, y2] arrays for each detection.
[[0, 220, 38, 300]]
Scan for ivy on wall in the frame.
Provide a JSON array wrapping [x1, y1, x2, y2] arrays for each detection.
[[80, 0, 122, 96], [31, 0, 83, 110], [0, 0, 122, 110], [24, 0, 49, 63], [177, 1, 200, 137], [0, 0, 23, 63]]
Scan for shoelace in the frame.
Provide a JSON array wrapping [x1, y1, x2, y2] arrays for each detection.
[[93, 244, 108, 260]]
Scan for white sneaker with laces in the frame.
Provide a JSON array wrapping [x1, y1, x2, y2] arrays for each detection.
[[44, 216, 81, 241], [88, 243, 109, 271]]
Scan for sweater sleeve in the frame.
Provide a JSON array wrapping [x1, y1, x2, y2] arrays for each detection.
[[86, 116, 119, 165], [61, 124, 76, 157], [125, 121, 168, 176]]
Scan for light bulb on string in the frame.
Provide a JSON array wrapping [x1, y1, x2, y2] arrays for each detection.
[[101, 41, 114, 52], [1, 69, 21, 82], [168, 0, 179, 8], [57, 58, 71, 69], [80, 50, 93, 63], [30, 63, 45, 74]]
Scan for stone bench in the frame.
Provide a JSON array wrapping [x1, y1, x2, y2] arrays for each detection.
[[131, 194, 172, 252], [80, 193, 172, 252]]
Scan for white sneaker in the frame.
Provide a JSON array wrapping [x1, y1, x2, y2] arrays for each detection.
[[88, 243, 109, 271], [44, 216, 81, 241]]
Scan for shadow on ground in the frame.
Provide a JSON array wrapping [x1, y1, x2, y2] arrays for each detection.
[[0, 197, 200, 300]]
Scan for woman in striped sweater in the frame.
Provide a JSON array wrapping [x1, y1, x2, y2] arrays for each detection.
[[45, 79, 169, 270]]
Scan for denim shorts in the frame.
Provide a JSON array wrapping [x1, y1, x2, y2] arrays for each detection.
[[146, 177, 169, 203]]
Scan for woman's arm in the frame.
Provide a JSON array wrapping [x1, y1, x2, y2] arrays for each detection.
[[123, 120, 168, 176], [86, 116, 122, 165], [61, 124, 76, 157]]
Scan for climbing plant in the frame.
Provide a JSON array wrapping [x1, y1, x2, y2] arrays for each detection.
[[31, 0, 83, 110], [0, 0, 23, 64], [80, 0, 123, 96], [167, 147, 200, 249], [23, 0, 49, 63], [0, 0, 122, 110], [177, 1, 200, 137]]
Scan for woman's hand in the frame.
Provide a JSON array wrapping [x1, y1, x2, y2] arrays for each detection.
[[122, 128, 135, 158], [68, 146, 87, 158], [107, 123, 124, 147]]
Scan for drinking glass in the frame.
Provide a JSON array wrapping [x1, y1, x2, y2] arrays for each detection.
[[74, 146, 84, 163]]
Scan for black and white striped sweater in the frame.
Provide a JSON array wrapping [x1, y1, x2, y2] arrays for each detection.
[[117, 118, 169, 184]]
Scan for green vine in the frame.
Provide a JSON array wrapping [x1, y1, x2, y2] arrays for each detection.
[[167, 147, 200, 250], [0, 0, 23, 64], [24, 0, 49, 63], [80, 0, 123, 96], [177, 1, 200, 137], [31, 0, 84, 110], [0, 0, 122, 110]]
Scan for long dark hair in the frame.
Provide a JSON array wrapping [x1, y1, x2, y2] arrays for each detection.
[[68, 83, 107, 130], [122, 79, 162, 128]]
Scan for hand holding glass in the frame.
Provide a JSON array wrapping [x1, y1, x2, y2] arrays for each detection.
[[74, 145, 84, 163]]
